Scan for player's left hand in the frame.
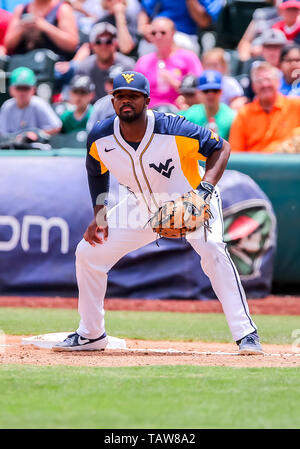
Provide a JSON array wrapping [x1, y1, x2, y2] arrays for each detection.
[[150, 189, 212, 239]]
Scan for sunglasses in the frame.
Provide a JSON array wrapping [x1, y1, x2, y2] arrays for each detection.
[[182, 92, 196, 97], [94, 37, 114, 45], [202, 89, 221, 94], [14, 85, 32, 91], [72, 88, 90, 95], [282, 58, 300, 63], [151, 30, 167, 36]]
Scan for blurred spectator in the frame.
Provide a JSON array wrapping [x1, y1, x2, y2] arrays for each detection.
[[256, 28, 288, 68], [0, 66, 61, 135], [175, 74, 201, 109], [279, 44, 300, 95], [238, 3, 280, 61], [135, 17, 203, 108], [94, 0, 141, 21], [229, 62, 300, 152], [66, 0, 100, 31], [272, 0, 300, 45], [55, 22, 135, 101], [0, 1, 28, 13], [60, 75, 94, 133], [4, 0, 79, 60], [86, 63, 125, 132], [241, 28, 288, 100], [95, 0, 140, 55], [138, 0, 222, 55], [180, 70, 236, 140], [69, 0, 140, 55], [201, 48, 246, 110], [0, 7, 12, 54]]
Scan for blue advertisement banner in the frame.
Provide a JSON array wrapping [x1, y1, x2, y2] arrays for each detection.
[[0, 157, 276, 298]]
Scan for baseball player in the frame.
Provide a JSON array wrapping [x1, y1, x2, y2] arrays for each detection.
[[54, 71, 262, 355]]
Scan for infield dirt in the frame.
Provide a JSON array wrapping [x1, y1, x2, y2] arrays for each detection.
[[1, 295, 300, 368], [1, 336, 299, 368]]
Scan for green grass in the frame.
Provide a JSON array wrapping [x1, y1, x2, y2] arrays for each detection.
[[1, 307, 299, 429], [0, 307, 299, 344], [0, 365, 300, 429]]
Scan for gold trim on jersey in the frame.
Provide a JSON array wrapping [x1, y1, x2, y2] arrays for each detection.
[[113, 134, 152, 213], [139, 133, 159, 210]]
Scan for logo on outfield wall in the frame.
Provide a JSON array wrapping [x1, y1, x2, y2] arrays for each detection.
[[223, 200, 276, 280], [0, 215, 69, 253]]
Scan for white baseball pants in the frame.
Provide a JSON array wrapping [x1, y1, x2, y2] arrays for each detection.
[[75, 190, 257, 342]]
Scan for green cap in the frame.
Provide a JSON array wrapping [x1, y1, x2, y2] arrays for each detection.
[[10, 67, 36, 87]]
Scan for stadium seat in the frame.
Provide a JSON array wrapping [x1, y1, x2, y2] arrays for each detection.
[[49, 129, 88, 149], [7, 48, 58, 77], [216, 0, 269, 49], [199, 31, 218, 54], [78, 29, 90, 45], [224, 49, 243, 76], [235, 73, 251, 89], [0, 55, 10, 106], [0, 91, 10, 107], [0, 54, 9, 72], [7, 49, 59, 102], [51, 101, 74, 117]]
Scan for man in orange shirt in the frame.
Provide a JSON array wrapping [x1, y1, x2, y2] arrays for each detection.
[[229, 61, 300, 153]]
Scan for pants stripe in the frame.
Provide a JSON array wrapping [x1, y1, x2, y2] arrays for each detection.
[[216, 191, 256, 334], [225, 245, 257, 333]]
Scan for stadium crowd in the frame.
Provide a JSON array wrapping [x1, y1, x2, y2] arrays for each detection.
[[0, 0, 299, 152]]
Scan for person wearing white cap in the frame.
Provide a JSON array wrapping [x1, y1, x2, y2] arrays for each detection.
[[75, 21, 135, 101], [55, 21, 135, 100], [259, 28, 288, 67], [239, 28, 288, 101]]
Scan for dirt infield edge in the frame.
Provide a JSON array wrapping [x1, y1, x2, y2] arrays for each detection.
[[0, 295, 300, 315]]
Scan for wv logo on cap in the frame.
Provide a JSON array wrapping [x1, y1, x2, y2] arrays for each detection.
[[122, 73, 135, 84]]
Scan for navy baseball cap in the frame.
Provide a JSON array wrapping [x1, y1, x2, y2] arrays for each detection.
[[197, 70, 222, 91], [112, 71, 150, 96]]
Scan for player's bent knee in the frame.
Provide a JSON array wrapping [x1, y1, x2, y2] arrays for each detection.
[[75, 239, 96, 263], [75, 239, 110, 273]]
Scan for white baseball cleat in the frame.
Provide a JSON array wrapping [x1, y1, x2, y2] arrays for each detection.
[[52, 332, 108, 351]]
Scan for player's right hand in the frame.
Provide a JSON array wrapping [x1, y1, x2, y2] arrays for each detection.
[[83, 218, 108, 247]]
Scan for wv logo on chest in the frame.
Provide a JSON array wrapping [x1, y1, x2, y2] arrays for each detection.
[[149, 158, 175, 179]]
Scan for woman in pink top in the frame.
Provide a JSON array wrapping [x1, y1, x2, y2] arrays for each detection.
[[135, 17, 202, 107]]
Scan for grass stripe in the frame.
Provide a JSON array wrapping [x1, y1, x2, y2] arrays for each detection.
[[0, 364, 300, 429], [0, 308, 299, 345]]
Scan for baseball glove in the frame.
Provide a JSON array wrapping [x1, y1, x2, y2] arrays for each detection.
[[150, 190, 212, 239]]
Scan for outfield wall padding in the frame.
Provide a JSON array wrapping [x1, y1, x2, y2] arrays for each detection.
[[0, 153, 280, 298]]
